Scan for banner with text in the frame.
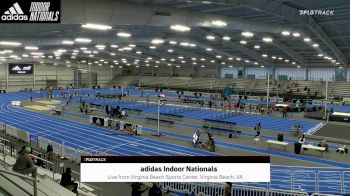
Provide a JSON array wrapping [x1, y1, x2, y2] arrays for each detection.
[[81, 156, 270, 182], [0, 0, 60, 23]]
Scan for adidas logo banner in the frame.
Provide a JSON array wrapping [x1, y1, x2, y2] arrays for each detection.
[[0, 0, 60, 23]]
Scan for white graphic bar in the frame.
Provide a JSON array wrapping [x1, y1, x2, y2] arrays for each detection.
[[81, 163, 270, 182], [9, 7, 17, 15]]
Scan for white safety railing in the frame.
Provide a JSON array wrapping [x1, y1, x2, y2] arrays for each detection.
[[0, 168, 38, 196]]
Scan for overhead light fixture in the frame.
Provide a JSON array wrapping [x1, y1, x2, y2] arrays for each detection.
[[212, 20, 227, 27], [0, 41, 21, 46], [206, 48, 212, 51], [75, 38, 91, 43], [304, 38, 311, 42], [254, 62, 258, 65], [312, 43, 319, 48], [62, 40, 74, 45], [216, 55, 222, 59], [285, 59, 290, 63], [262, 54, 268, 58], [167, 49, 173, 53], [149, 46, 156, 49], [206, 35, 215, 40], [292, 62, 296, 65], [180, 42, 190, 47], [240, 40, 247, 45], [110, 52, 116, 56], [222, 36, 231, 41], [336, 62, 340, 65], [229, 65, 233, 68], [236, 58, 241, 61], [262, 37, 273, 42], [292, 32, 300, 37], [200, 58, 206, 61], [245, 60, 250, 63], [339, 66, 343, 68], [176, 65, 180, 68], [169, 41, 177, 45], [110, 44, 118, 48], [254, 45, 260, 49], [22, 54, 29, 57], [201, 65, 205, 68], [31, 52, 43, 56], [95, 44, 106, 48], [278, 57, 283, 60], [151, 39, 165, 45], [117, 32, 131, 38], [170, 24, 191, 32], [228, 57, 233, 60], [190, 43, 196, 47], [123, 47, 132, 51], [260, 65, 265, 68], [297, 65, 301, 68], [318, 54, 323, 57], [129, 44, 136, 48], [221, 62, 226, 65], [178, 56, 184, 59], [272, 56, 277, 59], [241, 31, 254, 37], [136, 51, 142, 54], [82, 23, 112, 31], [281, 31, 290, 36], [25, 46, 38, 50]]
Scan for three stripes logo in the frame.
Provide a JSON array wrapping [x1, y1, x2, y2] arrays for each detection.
[[2, 2, 28, 21]]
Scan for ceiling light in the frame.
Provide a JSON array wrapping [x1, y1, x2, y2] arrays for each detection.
[[200, 58, 206, 61], [206, 35, 215, 40], [129, 44, 136, 48], [161, 58, 166, 61], [278, 57, 283, 60], [178, 56, 184, 59], [75, 38, 91, 43], [281, 31, 290, 36], [245, 60, 250, 63], [292, 32, 300, 37], [147, 57, 152, 60], [95, 45, 105, 48], [123, 47, 132, 51], [241, 31, 254, 37], [262, 54, 268, 58], [211, 60, 215, 63], [25, 46, 38, 50], [170, 59, 175, 62], [201, 65, 205, 68], [312, 43, 319, 48], [149, 46, 156, 49], [228, 57, 233, 60], [110, 52, 116, 56], [318, 54, 323, 57], [62, 40, 74, 45], [169, 41, 177, 45], [240, 40, 247, 45], [110, 44, 118, 48], [254, 45, 260, 49], [297, 65, 301, 68], [206, 48, 212, 51], [180, 42, 190, 46], [254, 62, 258, 65], [151, 39, 165, 44], [0, 41, 21, 46], [304, 38, 311, 42], [31, 52, 43, 56], [22, 54, 29, 57], [336, 62, 340, 65], [272, 56, 277, 59], [229, 65, 233, 68], [170, 24, 191, 32], [339, 66, 343, 68], [117, 32, 131, 38], [167, 49, 173, 53], [212, 20, 227, 27], [181, 60, 186, 63], [261, 65, 265, 68], [216, 55, 222, 59], [222, 36, 231, 41], [167, 63, 172, 66], [285, 59, 290, 63], [190, 43, 196, 47], [176, 65, 180, 68], [292, 62, 296, 65], [82, 23, 112, 30], [236, 58, 241, 61], [136, 51, 142, 54], [89, 55, 94, 58], [93, 50, 98, 54], [83, 50, 91, 54], [262, 37, 273, 42]]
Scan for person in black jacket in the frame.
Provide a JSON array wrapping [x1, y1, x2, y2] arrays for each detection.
[[60, 168, 78, 192], [148, 183, 162, 196], [131, 182, 147, 196]]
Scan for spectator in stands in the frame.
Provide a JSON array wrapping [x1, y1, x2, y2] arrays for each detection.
[[254, 123, 261, 138], [60, 167, 78, 193], [224, 182, 232, 196], [46, 143, 53, 161], [12, 146, 37, 178], [148, 183, 162, 196], [131, 182, 147, 196], [35, 154, 45, 168], [209, 100, 213, 109]]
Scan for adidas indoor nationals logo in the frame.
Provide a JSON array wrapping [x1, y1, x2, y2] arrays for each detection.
[[0, 0, 60, 23]]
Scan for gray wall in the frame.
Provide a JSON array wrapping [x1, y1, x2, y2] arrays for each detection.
[[0, 64, 121, 91]]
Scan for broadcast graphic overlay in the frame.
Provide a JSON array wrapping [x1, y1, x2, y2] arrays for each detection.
[[81, 156, 270, 183]]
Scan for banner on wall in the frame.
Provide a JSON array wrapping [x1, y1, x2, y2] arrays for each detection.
[[9, 64, 33, 74], [0, 0, 60, 23]]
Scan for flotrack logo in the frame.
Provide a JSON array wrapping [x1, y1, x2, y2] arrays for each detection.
[[1, 2, 28, 21], [299, 9, 335, 16]]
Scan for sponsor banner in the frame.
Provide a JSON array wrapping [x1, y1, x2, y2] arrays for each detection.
[[81, 156, 270, 182], [0, 0, 60, 23], [9, 64, 33, 74]]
